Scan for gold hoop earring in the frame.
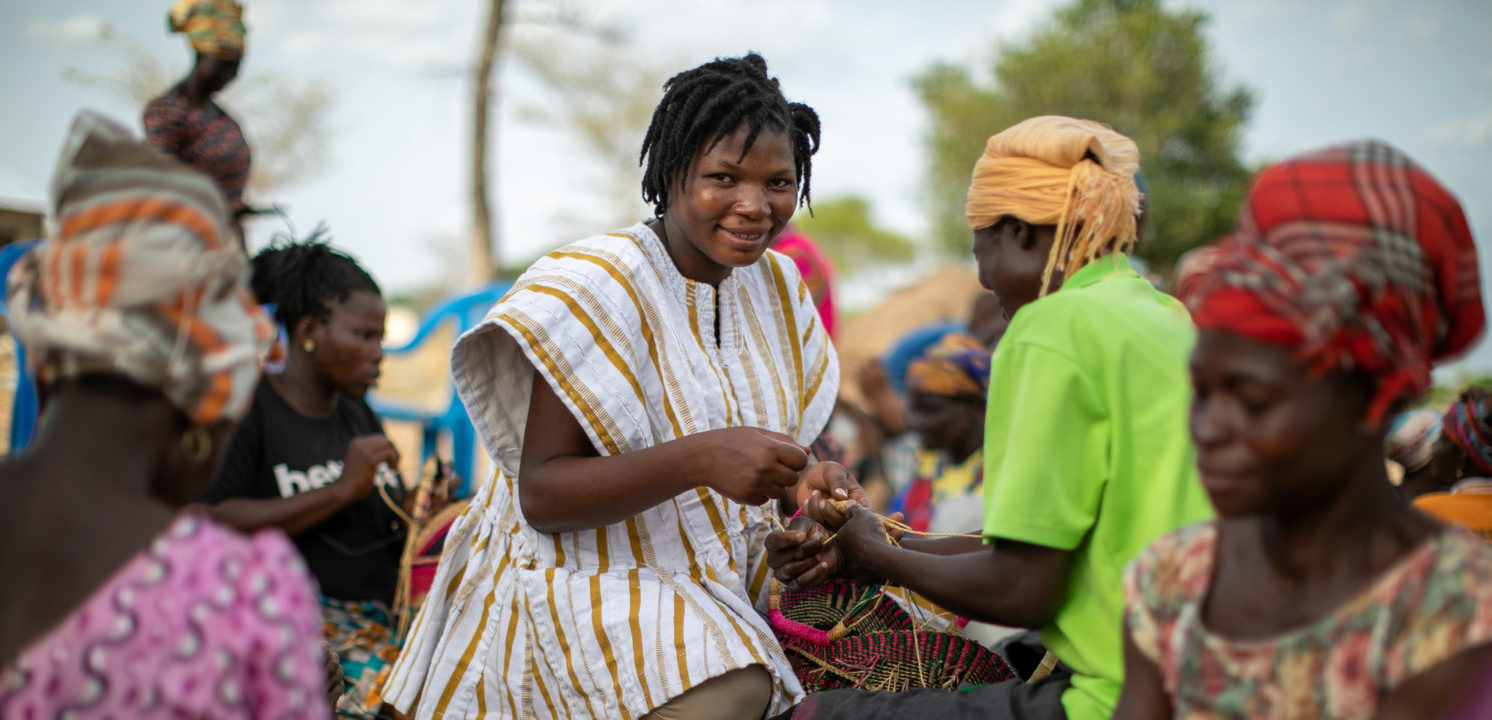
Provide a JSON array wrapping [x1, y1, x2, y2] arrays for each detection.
[[302, 339, 316, 353], [180, 426, 212, 464]]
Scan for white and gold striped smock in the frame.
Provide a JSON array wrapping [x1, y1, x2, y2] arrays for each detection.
[[381, 222, 839, 719]]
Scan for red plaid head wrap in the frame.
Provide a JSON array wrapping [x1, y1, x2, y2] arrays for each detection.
[[1182, 140, 1483, 422]]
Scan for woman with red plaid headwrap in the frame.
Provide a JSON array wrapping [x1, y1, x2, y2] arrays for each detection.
[[1116, 140, 1492, 720]]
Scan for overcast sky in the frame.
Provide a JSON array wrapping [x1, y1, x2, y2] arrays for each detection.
[[4, 0, 1492, 369]]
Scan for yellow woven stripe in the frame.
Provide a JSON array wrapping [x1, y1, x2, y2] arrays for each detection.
[[431, 551, 508, 714], [527, 285, 648, 411], [765, 255, 805, 412], [736, 293, 785, 423], [672, 589, 690, 691], [551, 249, 689, 438], [521, 591, 562, 718], [501, 591, 523, 715], [693, 487, 738, 577], [503, 310, 622, 455], [625, 566, 656, 710], [703, 563, 768, 668], [686, 282, 739, 424], [545, 568, 600, 717], [587, 527, 629, 718], [803, 350, 831, 422]]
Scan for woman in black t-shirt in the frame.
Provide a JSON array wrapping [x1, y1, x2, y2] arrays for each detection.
[[200, 239, 404, 718]]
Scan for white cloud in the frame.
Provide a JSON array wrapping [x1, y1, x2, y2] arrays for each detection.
[[25, 14, 110, 45], [1425, 108, 1492, 148]]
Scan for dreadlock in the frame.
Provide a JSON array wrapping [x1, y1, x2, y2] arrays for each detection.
[[250, 226, 380, 330], [639, 52, 820, 218]]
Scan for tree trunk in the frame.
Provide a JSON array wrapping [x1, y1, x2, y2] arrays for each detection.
[[468, 0, 504, 285]]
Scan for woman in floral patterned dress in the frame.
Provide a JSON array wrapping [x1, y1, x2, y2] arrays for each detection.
[[1115, 140, 1492, 720]]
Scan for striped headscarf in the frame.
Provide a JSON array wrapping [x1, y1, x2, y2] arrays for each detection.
[[1444, 388, 1492, 477], [169, 0, 246, 60], [6, 111, 273, 424], [965, 115, 1143, 296], [906, 333, 991, 401], [1181, 140, 1484, 422]]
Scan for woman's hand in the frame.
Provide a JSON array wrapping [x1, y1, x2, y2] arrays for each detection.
[[690, 427, 809, 506], [765, 514, 842, 589], [797, 462, 871, 529], [334, 434, 400, 505], [833, 504, 897, 567]]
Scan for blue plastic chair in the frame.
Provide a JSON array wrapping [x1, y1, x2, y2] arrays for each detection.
[[0, 240, 41, 453], [369, 282, 510, 498]]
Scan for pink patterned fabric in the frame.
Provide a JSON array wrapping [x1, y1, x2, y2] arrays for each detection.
[[0, 514, 330, 719]]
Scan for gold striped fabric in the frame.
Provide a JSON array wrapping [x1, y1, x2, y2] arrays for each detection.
[[382, 223, 839, 719]]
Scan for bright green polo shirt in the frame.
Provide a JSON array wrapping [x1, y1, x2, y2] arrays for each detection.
[[981, 253, 1213, 720]]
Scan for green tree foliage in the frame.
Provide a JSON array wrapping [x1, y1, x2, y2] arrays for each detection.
[[914, 0, 1254, 269], [791, 195, 915, 275]]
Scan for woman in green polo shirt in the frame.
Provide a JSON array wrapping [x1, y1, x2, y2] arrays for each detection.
[[765, 115, 1213, 720]]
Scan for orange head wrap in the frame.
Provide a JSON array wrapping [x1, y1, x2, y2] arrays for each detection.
[[966, 115, 1142, 295]]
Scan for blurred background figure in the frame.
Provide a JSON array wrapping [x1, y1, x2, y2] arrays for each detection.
[[1410, 388, 1492, 540], [143, 0, 254, 248], [199, 240, 417, 718], [889, 333, 992, 534], [851, 291, 1006, 509], [0, 111, 329, 718]]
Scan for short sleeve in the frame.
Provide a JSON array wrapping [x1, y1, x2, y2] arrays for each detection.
[[240, 531, 331, 719], [981, 340, 1107, 549], [201, 396, 266, 503], [1123, 546, 1163, 664]]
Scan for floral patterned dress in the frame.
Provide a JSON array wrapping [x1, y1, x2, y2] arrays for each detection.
[[1124, 522, 1492, 719]]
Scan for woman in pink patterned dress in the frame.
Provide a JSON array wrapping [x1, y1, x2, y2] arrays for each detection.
[[1115, 141, 1492, 720], [0, 111, 330, 719]]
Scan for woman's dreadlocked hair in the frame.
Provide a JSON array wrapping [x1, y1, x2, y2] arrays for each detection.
[[250, 224, 381, 329], [639, 52, 821, 218]]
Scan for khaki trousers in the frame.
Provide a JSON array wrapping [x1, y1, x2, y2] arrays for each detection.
[[641, 665, 773, 720]]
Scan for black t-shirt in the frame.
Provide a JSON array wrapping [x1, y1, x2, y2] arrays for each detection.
[[203, 377, 405, 604]]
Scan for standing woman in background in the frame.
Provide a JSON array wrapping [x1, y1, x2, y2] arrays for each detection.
[[144, 0, 254, 248]]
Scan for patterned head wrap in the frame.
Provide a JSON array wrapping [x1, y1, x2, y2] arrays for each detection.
[[966, 115, 1143, 296], [906, 333, 991, 401], [1182, 140, 1484, 422], [169, 0, 246, 60], [6, 111, 274, 425], [1387, 408, 1443, 473], [1444, 388, 1492, 476]]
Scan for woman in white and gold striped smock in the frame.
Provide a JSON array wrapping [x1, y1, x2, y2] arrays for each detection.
[[381, 53, 839, 719]]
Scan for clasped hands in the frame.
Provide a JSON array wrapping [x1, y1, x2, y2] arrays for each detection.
[[766, 463, 904, 590]]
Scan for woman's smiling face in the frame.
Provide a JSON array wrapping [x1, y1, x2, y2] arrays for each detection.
[[661, 124, 799, 285]]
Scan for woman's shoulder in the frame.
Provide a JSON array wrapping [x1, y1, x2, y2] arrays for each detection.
[[171, 514, 315, 582], [1126, 521, 1217, 606], [1429, 526, 1492, 592], [534, 223, 659, 277]]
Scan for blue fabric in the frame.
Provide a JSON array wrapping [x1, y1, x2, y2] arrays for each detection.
[[881, 322, 965, 394]]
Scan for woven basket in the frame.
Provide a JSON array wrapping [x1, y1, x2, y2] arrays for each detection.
[[769, 579, 1013, 693]]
